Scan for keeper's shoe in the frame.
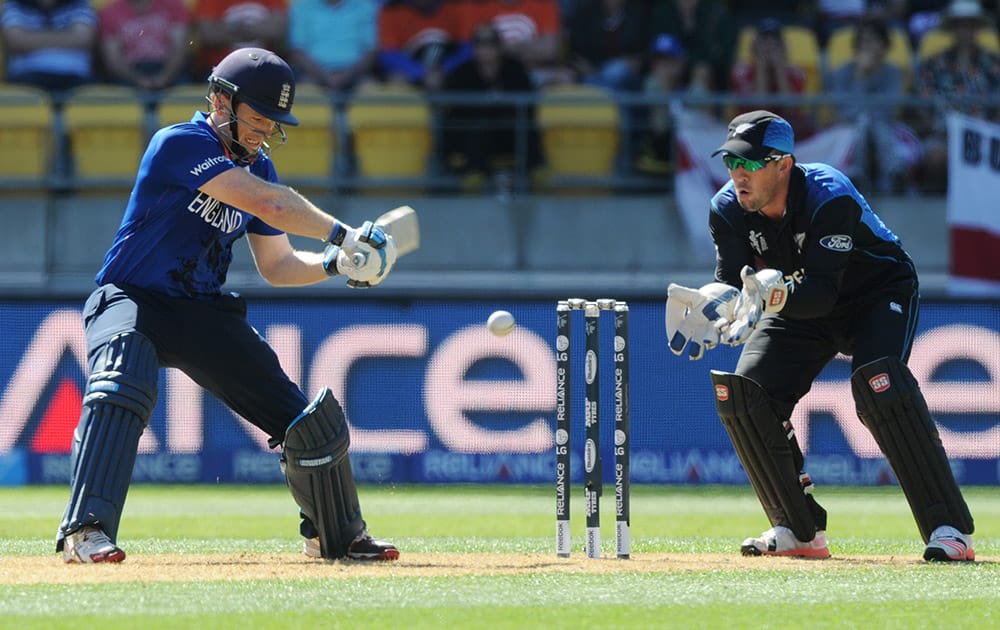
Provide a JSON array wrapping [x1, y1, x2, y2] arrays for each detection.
[[923, 525, 975, 562], [741, 526, 831, 559], [62, 526, 126, 564], [304, 531, 400, 561]]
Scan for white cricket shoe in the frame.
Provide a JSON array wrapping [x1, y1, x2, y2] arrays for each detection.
[[741, 525, 831, 559], [63, 526, 126, 564], [923, 525, 975, 562]]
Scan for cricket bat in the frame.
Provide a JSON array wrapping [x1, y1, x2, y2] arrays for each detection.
[[375, 205, 420, 256]]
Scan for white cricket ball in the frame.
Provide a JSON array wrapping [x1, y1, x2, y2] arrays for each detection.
[[487, 310, 516, 337]]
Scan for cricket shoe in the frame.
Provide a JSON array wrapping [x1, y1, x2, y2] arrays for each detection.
[[741, 526, 831, 559], [923, 525, 975, 562], [63, 526, 126, 564], [304, 531, 400, 561]]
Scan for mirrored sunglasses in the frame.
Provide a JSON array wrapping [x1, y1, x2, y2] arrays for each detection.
[[722, 153, 788, 172]]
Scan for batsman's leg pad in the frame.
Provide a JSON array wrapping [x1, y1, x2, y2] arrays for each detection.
[[58, 332, 158, 549], [711, 370, 822, 542], [282, 388, 365, 559], [851, 357, 974, 541]]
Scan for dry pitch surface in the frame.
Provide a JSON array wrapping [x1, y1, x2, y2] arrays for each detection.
[[4, 552, 977, 585]]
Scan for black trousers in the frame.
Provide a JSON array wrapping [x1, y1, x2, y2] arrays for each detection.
[[83, 284, 309, 443], [734, 290, 920, 415]]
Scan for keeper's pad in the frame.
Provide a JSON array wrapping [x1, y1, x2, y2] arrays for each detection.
[[711, 371, 823, 542], [851, 357, 974, 541], [57, 332, 159, 549], [282, 388, 364, 559]]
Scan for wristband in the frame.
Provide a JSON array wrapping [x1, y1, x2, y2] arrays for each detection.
[[328, 221, 347, 246]]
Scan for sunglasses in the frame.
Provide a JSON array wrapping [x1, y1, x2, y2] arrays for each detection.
[[722, 153, 789, 172]]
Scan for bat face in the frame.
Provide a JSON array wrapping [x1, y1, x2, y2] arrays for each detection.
[[375, 205, 419, 256]]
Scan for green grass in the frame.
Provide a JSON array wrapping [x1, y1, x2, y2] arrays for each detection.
[[2, 484, 999, 629]]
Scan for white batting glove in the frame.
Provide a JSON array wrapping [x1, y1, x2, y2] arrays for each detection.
[[332, 234, 398, 288], [665, 281, 740, 360], [722, 266, 790, 345]]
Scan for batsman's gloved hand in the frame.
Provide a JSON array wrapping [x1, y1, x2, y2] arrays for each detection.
[[722, 266, 790, 346], [326, 220, 389, 254], [665, 281, 740, 360], [323, 220, 394, 286], [324, 230, 398, 288]]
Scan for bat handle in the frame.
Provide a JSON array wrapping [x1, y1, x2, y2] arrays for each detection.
[[351, 251, 366, 267]]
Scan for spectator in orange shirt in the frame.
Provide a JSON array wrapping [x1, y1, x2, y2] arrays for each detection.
[[466, 0, 571, 86], [98, 0, 191, 90], [377, 0, 471, 90], [191, 0, 288, 80]]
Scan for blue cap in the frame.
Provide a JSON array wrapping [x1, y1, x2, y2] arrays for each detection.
[[210, 48, 298, 126], [651, 34, 686, 57], [712, 110, 795, 160]]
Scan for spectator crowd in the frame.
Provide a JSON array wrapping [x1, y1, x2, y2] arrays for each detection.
[[1, 0, 998, 194]]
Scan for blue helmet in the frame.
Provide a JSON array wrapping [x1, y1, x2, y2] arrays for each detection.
[[209, 48, 299, 126]]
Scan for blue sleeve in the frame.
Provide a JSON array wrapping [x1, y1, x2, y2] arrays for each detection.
[[440, 43, 472, 73], [379, 50, 426, 81], [148, 125, 235, 191]]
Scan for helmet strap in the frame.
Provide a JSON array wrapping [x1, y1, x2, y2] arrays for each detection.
[[213, 91, 255, 165]]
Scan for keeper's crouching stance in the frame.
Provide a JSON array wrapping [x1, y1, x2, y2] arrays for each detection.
[[666, 109, 975, 561]]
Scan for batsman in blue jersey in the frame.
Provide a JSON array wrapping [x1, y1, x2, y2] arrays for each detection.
[[58, 48, 400, 563], [665, 111, 975, 562]]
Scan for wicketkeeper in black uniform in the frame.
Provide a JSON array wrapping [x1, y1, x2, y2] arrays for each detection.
[[665, 110, 975, 561]]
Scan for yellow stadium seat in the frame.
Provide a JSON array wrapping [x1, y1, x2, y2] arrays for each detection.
[[155, 84, 211, 128], [535, 84, 620, 178], [736, 25, 823, 94], [917, 26, 1000, 59], [0, 84, 54, 184], [346, 83, 432, 179], [271, 83, 336, 184], [783, 26, 822, 94], [825, 24, 913, 88], [62, 84, 148, 183]]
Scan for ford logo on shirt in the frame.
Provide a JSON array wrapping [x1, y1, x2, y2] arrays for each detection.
[[819, 234, 853, 252]]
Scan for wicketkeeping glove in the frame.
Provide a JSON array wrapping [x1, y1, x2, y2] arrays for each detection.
[[665, 281, 740, 360], [721, 266, 790, 346]]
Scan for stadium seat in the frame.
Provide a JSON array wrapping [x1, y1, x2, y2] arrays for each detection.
[[346, 82, 432, 180], [736, 24, 823, 94], [535, 84, 620, 179], [917, 26, 1000, 59], [154, 84, 211, 128], [62, 84, 148, 184], [270, 83, 337, 185], [825, 24, 914, 89], [0, 84, 54, 186]]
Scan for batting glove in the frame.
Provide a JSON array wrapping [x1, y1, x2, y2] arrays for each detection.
[[326, 234, 398, 288]]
